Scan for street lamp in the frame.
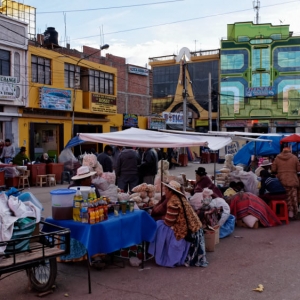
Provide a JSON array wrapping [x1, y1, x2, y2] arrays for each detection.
[[71, 44, 110, 137]]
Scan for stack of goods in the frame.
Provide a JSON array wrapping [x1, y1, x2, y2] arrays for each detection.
[[215, 168, 230, 187], [130, 183, 159, 208], [154, 160, 170, 192], [154, 160, 184, 192], [93, 172, 118, 203]]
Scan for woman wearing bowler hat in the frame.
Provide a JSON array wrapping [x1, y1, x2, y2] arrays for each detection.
[[192, 167, 223, 198]]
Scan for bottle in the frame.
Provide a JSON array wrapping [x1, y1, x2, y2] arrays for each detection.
[[73, 187, 83, 222], [103, 199, 108, 220], [99, 201, 104, 222], [88, 185, 97, 201], [94, 200, 100, 223], [88, 202, 96, 224], [81, 200, 89, 223]]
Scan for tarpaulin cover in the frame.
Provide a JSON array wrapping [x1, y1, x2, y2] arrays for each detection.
[[78, 128, 232, 150], [64, 135, 85, 148], [233, 135, 285, 166]]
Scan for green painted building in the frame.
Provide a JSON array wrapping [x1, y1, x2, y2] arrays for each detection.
[[220, 22, 300, 133]]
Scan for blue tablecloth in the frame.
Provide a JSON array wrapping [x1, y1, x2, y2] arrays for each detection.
[[45, 210, 157, 257]]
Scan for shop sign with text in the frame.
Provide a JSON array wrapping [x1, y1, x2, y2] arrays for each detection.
[[148, 117, 166, 130], [91, 94, 117, 114], [124, 114, 138, 127], [0, 75, 17, 100], [162, 112, 183, 124], [128, 66, 149, 76], [39, 87, 72, 111], [245, 86, 274, 97]]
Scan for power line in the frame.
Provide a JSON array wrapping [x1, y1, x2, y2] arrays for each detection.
[[71, 0, 300, 41], [37, 0, 185, 14]]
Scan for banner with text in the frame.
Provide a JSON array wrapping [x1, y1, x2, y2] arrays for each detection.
[[91, 94, 117, 114]]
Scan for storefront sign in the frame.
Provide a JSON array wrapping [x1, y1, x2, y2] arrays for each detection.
[[39, 87, 72, 111], [162, 112, 183, 124], [245, 86, 274, 97], [225, 141, 240, 155], [128, 66, 149, 76], [274, 121, 297, 127], [148, 117, 166, 130], [224, 121, 247, 127], [195, 120, 208, 126], [0, 76, 17, 99], [123, 114, 138, 127], [91, 94, 117, 114]]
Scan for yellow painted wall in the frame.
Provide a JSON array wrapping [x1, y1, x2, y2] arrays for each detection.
[[28, 45, 117, 111]]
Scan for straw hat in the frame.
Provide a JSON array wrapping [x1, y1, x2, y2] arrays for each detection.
[[162, 180, 185, 197], [71, 166, 96, 180], [260, 159, 272, 167]]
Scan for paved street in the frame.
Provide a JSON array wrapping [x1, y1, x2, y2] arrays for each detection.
[[1, 162, 300, 300]]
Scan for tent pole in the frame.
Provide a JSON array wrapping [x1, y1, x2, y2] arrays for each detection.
[[213, 157, 216, 185], [160, 159, 163, 199]]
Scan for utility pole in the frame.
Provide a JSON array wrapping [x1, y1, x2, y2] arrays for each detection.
[[253, 0, 260, 24], [182, 58, 187, 132], [71, 44, 109, 137], [208, 72, 212, 131]]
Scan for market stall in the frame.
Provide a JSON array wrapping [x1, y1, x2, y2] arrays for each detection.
[[46, 210, 156, 257]]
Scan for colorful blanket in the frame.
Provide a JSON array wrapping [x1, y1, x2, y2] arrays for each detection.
[[229, 192, 282, 227]]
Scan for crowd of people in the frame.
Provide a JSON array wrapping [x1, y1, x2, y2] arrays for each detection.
[[2, 138, 299, 268]]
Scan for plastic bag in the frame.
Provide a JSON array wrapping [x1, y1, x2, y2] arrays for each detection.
[[220, 214, 235, 238]]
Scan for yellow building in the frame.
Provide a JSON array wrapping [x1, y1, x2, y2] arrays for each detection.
[[20, 42, 124, 160]]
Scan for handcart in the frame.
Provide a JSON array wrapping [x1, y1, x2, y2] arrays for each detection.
[[0, 221, 70, 293]]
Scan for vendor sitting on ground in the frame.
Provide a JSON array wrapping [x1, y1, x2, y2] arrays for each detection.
[[148, 180, 208, 268], [223, 181, 239, 199], [259, 170, 286, 203], [191, 167, 223, 198], [12, 147, 30, 165], [255, 159, 272, 177]]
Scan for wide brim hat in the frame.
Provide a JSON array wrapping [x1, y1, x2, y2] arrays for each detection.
[[195, 167, 207, 176], [71, 166, 97, 180], [162, 180, 185, 197], [260, 159, 272, 166]]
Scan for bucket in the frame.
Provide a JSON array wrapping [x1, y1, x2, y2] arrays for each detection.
[[50, 189, 76, 220], [50, 189, 76, 207]]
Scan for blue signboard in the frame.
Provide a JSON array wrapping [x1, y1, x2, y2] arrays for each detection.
[[123, 114, 138, 127], [245, 86, 275, 97], [39, 87, 72, 111]]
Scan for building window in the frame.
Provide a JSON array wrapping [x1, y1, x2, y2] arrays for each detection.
[[88, 69, 114, 94], [0, 49, 10, 76], [64, 63, 80, 88], [31, 55, 51, 84], [14, 52, 20, 82]]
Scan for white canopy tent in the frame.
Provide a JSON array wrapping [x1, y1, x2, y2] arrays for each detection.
[[78, 128, 233, 151]]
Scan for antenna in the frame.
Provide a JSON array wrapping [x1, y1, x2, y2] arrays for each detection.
[[253, 0, 260, 24], [63, 12, 67, 47], [194, 40, 198, 52]]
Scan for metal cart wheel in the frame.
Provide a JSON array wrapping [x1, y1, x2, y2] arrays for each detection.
[[27, 258, 57, 292]]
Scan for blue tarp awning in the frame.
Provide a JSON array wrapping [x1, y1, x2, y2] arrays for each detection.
[[233, 135, 285, 166], [64, 136, 85, 149]]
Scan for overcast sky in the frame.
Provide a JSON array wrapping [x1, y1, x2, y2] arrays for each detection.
[[23, 0, 300, 66]]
